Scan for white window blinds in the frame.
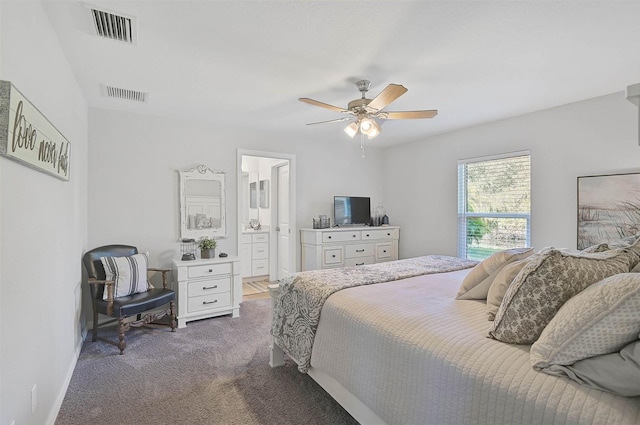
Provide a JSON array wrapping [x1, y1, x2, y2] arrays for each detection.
[[458, 151, 531, 260]]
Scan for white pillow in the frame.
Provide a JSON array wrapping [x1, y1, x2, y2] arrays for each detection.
[[486, 257, 533, 320], [531, 273, 640, 369], [456, 247, 533, 300], [100, 252, 150, 300]]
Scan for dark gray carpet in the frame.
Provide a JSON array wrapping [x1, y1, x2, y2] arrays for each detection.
[[55, 299, 358, 425]]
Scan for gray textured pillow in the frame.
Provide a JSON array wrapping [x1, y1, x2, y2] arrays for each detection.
[[456, 247, 533, 300], [531, 273, 640, 368], [486, 257, 533, 320], [488, 248, 633, 344], [579, 243, 609, 253], [541, 339, 640, 397]]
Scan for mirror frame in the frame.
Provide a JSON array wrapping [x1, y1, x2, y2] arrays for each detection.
[[179, 165, 226, 239]]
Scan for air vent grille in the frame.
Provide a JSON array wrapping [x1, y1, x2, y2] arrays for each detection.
[[104, 86, 148, 103], [90, 7, 136, 44]]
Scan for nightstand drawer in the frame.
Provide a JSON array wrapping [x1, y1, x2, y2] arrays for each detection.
[[188, 292, 231, 313], [188, 277, 230, 297], [345, 243, 373, 258], [322, 231, 360, 243], [188, 263, 231, 278]]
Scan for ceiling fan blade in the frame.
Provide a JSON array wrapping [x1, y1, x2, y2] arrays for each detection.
[[306, 117, 353, 126], [383, 110, 438, 120], [299, 98, 348, 113], [366, 84, 408, 111]]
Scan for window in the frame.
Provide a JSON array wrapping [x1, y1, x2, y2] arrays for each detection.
[[458, 151, 531, 261]]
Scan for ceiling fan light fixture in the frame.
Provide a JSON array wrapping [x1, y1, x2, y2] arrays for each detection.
[[367, 121, 380, 139], [344, 122, 358, 138], [360, 118, 373, 132]]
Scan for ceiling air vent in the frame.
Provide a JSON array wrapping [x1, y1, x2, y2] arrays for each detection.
[[103, 85, 148, 103], [89, 6, 137, 45]]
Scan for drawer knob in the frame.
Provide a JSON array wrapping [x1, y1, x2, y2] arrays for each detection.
[[356, 249, 365, 253], [203, 300, 218, 305], [328, 236, 332, 239], [353, 235, 357, 237], [208, 269, 213, 273], [332, 254, 336, 258], [203, 285, 218, 290], [387, 233, 391, 236], [365, 234, 369, 237], [383, 250, 387, 253], [356, 262, 364, 266]]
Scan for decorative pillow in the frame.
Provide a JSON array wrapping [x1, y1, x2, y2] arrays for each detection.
[[486, 257, 534, 320], [100, 252, 150, 300], [541, 339, 640, 397], [530, 273, 640, 368], [456, 247, 533, 300], [488, 248, 633, 344]]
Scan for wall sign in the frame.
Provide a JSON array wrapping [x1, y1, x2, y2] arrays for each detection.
[[0, 80, 70, 181]]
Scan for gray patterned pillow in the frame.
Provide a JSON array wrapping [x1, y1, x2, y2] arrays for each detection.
[[531, 273, 640, 369], [488, 248, 633, 344], [580, 243, 609, 253]]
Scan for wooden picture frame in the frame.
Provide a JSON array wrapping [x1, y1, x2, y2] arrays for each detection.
[[577, 172, 640, 249]]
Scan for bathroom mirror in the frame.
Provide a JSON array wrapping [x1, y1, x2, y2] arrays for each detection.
[[179, 165, 226, 239], [259, 179, 269, 208]]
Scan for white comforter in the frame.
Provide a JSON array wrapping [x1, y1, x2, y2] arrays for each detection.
[[310, 269, 640, 425]]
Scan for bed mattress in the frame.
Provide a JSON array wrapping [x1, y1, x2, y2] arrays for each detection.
[[309, 269, 640, 425]]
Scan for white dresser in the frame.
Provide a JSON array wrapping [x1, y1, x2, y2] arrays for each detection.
[[172, 256, 241, 328], [300, 226, 400, 271], [240, 231, 269, 278]]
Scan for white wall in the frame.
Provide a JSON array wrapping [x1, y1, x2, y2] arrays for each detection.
[[0, 3, 88, 425], [87, 108, 385, 270], [383, 91, 639, 259]]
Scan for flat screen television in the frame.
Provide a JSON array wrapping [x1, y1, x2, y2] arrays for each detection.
[[334, 196, 371, 226]]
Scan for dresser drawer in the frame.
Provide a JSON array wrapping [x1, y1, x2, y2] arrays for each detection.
[[345, 243, 374, 258], [188, 277, 230, 297], [188, 262, 231, 278], [252, 233, 268, 243], [241, 234, 252, 244], [322, 231, 360, 243], [323, 247, 343, 266], [376, 243, 393, 260], [252, 242, 269, 260], [361, 229, 396, 241], [345, 256, 374, 267], [188, 292, 231, 313], [252, 259, 269, 276]]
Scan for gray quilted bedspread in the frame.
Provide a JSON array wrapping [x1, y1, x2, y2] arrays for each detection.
[[270, 255, 477, 372]]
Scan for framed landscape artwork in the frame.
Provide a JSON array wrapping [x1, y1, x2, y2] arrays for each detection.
[[577, 172, 640, 249]]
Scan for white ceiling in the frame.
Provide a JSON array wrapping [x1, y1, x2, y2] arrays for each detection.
[[42, 0, 640, 147]]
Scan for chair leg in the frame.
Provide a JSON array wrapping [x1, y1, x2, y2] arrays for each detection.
[[92, 309, 98, 342], [117, 316, 126, 355], [170, 300, 177, 332]]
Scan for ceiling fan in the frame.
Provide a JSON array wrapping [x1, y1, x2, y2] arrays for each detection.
[[299, 80, 438, 140]]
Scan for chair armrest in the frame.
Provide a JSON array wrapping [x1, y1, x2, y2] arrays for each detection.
[[147, 268, 171, 289], [87, 278, 115, 315]]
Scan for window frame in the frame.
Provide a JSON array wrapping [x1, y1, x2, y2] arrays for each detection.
[[457, 150, 531, 260]]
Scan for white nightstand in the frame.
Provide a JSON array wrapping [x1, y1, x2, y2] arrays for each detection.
[[172, 256, 241, 328]]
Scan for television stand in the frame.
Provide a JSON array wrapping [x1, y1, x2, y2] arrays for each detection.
[[300, 226, 400, 271]]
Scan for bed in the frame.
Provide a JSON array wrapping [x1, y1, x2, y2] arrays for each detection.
[[269, 253, 640, 425]]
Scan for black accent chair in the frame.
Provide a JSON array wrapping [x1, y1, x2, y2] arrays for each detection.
[[82, 245, 177, 354]]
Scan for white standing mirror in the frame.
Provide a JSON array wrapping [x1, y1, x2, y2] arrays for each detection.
[[179, 165, 226, 239]]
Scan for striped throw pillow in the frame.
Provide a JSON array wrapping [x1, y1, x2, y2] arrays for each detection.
[[100, 252, 150, 300]]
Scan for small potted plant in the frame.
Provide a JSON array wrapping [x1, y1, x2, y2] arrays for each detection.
[[198, 236, 217, 259]]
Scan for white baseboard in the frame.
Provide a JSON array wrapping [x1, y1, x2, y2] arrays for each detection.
[[45, 328, 87, 425]]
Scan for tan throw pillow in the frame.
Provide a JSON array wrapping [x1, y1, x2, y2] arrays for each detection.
[[488, 248, 633, 344], [456, 247, 533, 300], [486, 257, 533, 320], [579, 243, 609, 253], [531, 273, 640, 369]]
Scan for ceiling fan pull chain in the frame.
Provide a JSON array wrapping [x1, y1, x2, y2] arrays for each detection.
[[360, 133, 366, 159]]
